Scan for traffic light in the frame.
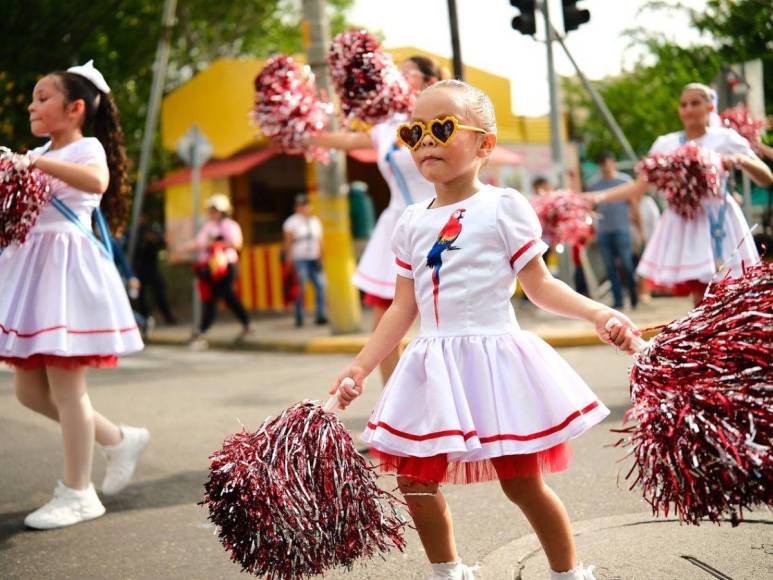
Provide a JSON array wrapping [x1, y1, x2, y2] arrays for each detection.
[[561, 0, 590, 33], [510, 0, 536, 36]]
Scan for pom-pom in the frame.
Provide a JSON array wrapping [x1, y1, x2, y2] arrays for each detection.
[[328, 30, 414, 126], [252, 56, 330, 163], [0, 147, 51, 248], [636, 143, 724, 220], [616, 262, 773, 525], [720, 106, 764, 154], [203, 401, 407, 579], [529, 189, 595, 247]]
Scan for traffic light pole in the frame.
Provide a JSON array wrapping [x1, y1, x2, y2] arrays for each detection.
[[447, 0, 464, 80], [301, 0, 362, 334], [542, 1, 565, 187], [550, 24, 638, 164]]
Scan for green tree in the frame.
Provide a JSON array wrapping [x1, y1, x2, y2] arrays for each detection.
[[0, 0, 353, 177]]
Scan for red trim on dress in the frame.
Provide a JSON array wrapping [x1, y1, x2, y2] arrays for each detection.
[[366, 401, 599, 443], [509, 239, 538, 268], [369, 442, 571, 485], [395, 257, 412, 270], [1, 354, 118, 370], [363, 292, 393, 309], [0, 323, 138, 339]]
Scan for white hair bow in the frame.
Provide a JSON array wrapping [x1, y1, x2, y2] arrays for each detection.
[[67, 60, 111, 94]]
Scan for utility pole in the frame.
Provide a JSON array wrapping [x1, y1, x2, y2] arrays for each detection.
[[127, 0, 177, 263], [301, 0, 362, 333], [447, 0, 464, 80], [542, 0, 565, 187]]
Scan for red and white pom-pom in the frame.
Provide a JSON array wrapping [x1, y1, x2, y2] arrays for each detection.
[[203, 401, 406, 579], [328, 29, 414, 126], [720, 106, 765, 154], [0, 148, 51, 248], [615, 262, 772, 526], [636, 142, 724, 220], [252, 56, 330, 163], [529, 189, 594, 248]]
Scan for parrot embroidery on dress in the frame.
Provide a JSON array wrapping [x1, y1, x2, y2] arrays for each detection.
[[426, 208, 465, 326]]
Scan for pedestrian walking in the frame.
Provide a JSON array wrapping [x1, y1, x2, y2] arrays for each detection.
[[133, 214, 176, 325], [283, 194, 327, 327], [634, 194, 661, 303], [329, 80, 638, 580], [187, 194, 252, 349], [587, 152, 638, 310], [0, 60, 149, 529], [588, 83, 772, 306], [307, 55, 441, 382]]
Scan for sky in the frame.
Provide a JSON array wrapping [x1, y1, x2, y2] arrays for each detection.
[[347, 0, 710, 116]]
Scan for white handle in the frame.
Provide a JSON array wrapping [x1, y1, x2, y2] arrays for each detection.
[[605, 318, 649, 354], [323, 377, 356, 412]]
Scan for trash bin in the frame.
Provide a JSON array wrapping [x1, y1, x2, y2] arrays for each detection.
[[349, 181, 375, 239]]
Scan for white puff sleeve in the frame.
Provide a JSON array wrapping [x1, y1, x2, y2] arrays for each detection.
[[390, 206, 415, 279], [717, 127, 756, 158], [70, 137, 108, 167], [496, 189, 548, 274]]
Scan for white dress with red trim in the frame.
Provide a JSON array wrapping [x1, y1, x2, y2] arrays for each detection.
[[361, 186, 609, 481], [351, 114, 436, 300], [636, 127, 760, 293], [0, 138, 143, 367]]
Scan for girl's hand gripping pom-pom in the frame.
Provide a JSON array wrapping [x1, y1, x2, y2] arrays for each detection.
[[0, 147, 52, 248], [327, 372, 365, 411], [597, 312, 646, 354]]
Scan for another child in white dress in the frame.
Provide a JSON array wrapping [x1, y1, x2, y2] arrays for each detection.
[[0, 61, 149, 529], [589, 83, 772, 306], [328, 80, 639, 580]]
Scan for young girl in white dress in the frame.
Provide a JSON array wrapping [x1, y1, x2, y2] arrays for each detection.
[[589, 83, 772, 306], [0, 61, 149, 529], [328, 80, 639, 580], [309, 55, 441, 383]]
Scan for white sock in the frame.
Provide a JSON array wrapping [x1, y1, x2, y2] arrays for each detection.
[[550, 563, 595, 580], [431, 561, 462, 579]]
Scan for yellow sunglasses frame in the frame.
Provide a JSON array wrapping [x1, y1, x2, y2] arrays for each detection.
[[396, 115, 487, 151]]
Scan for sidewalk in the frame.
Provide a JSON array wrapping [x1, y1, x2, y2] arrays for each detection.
[[147, 295, 693, 353]]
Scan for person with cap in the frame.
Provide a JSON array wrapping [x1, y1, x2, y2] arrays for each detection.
[[587, 152, 639, 310], [189, 193, 252, 349], [283, 194, 328, 327]]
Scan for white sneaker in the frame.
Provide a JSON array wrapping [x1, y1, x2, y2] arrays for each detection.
[[550, 564, 596, 580], [24, 481, 105, 529], [428, 561, 479, 580], [100, 425, 150, 495]]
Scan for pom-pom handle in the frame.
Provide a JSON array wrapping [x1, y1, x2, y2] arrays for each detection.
[[323, 377, 356, 412], [605, 318, 649, 353]]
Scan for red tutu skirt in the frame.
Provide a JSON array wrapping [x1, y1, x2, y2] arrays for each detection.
[[363, 292, 393, 310], [369, 442, 571, 485], [1, 354, 118, 370]]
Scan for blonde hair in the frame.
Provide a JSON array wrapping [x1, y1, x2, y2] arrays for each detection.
[[422, 79, 497, 135], [682, 82, 713, 102]]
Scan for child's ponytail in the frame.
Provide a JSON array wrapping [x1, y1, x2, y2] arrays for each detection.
[[93, 93, 130, 231], [53, 71, 130, 231]]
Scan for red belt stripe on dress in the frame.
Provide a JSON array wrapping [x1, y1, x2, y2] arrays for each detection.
[[0, 323, 139, 339], [366, 400, 600, 443]]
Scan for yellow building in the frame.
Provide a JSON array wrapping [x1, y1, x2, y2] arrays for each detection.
[[153, 47, 570, 312]]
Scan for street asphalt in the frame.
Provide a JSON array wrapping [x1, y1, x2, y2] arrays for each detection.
[[0, 344, 770, 580]]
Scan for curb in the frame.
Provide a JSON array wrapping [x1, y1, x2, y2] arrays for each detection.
[[147, 324, 667, 354]]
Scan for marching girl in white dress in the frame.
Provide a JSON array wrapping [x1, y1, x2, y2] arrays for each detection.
[[0, 61, 149, 529], [589, 83, 772, 306], [328, 80, 639, 580], [309, 55, 441, 383]]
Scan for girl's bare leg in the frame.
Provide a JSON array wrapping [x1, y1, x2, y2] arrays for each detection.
[[397, 477, 458, 564]]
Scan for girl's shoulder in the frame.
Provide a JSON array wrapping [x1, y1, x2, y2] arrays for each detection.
[[51, 137, 107, 165], [649, 131, 682, 154]]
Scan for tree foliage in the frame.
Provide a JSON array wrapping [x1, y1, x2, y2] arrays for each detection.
[[562, 0, 772, 161], [0, 0, 353, 175]]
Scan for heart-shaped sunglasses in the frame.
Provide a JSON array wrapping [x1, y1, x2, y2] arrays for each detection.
[[396, 116, 487, 151]]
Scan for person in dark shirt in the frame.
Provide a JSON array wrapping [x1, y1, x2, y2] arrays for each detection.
[[133, 215, 176, 324], [588, 152, 640, 309]]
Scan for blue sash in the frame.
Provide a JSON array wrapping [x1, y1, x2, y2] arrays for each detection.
[[385, 142, 414, 205], [679, 131, 727, 262], [51, 197, 113, 260]]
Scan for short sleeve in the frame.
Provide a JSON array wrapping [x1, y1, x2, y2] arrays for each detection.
[[69, 138, 107, 167], [390, 206, 415, 279], [718, 127, 756, 158], [648, 134, 672, 155], [223, 219, 243, 248], [282, 216, 295, 234], [496, 190, 548, 274]]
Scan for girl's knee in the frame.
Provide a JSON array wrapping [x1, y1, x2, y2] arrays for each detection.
[[397, 476, 439, 498], [500, 475, 547, 505], [15, 384, 40, 409]]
